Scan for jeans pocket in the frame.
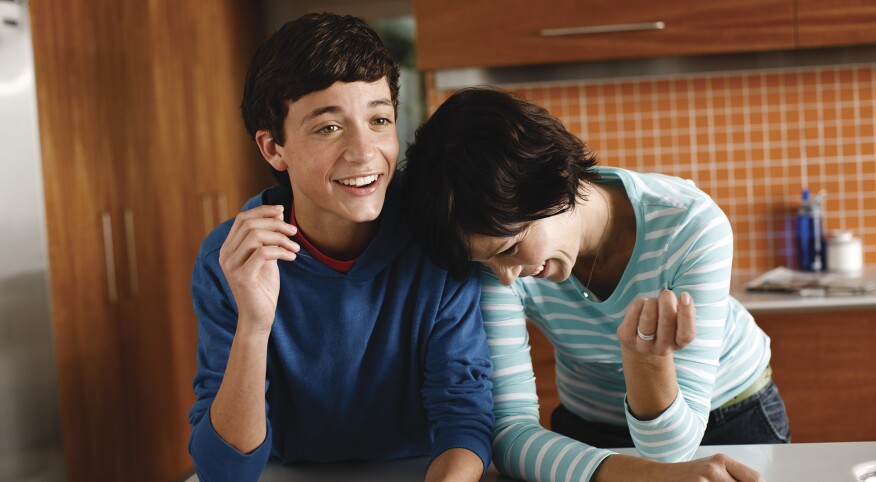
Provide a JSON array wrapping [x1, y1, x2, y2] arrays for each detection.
[[754, 382, 791, 443]]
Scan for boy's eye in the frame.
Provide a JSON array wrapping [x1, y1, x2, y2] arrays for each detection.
[[317, 124, 340, 134], [372, 117, 392, 126]]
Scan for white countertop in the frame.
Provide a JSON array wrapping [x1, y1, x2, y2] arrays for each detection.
[[731, 269, 876, 313], [185, 441, 876, 481]]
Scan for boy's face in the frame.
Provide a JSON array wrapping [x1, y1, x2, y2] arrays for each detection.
[[271, 79, 398, 231]]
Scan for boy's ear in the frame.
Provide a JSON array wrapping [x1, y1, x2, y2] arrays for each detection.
[[255, 129, 289, 172]]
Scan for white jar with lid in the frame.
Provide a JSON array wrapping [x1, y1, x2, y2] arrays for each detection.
[[826, 230, 863, 273]]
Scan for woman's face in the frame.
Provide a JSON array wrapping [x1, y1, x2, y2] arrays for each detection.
[[468, 208, 583, 286]]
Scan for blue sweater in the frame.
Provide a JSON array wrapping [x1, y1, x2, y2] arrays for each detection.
[[188, 178, 494, 482]]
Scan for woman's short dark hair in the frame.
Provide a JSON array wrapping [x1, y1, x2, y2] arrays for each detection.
[[241, 13, 401, 186], [403, 87, 598, 279]]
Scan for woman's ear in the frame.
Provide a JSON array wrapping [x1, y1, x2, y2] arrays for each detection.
[[255, 129, 289, 172]]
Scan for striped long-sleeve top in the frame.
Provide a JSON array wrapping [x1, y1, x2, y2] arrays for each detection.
[[481, 166, 771, 482]]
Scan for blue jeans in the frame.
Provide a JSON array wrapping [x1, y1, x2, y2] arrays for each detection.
[[551, 380, 791, 448]]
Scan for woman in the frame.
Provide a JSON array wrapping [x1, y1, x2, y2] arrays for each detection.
[[403, 87, 789, 482]]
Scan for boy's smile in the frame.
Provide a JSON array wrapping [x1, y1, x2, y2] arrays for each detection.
[[256, 79, 398, 257]]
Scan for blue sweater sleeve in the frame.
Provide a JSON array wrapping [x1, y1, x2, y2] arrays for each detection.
[[188, 241, 272, 482], [421, 270, 495, 471]]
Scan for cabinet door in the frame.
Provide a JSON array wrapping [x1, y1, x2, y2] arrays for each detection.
[[180, 0, 273, 236], [115, 2, 270, 481], [796, 0, 876, 48], [30, 1, 135, 480], [415, 0, 795, 69], [32, 0, 268, 481], [754, 309, 876, 442]]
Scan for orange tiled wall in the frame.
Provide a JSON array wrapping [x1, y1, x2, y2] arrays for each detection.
[[425, 66, 876, 275]]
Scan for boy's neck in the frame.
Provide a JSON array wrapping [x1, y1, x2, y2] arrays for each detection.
[[291, 202, 378, 260]]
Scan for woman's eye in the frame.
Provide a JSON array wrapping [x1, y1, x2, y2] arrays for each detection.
[[499, 245, 517, 256], [372, 117, 393, 126]]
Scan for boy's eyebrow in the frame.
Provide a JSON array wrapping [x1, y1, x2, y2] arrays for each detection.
[[302, 106, 340, 125], [301, 98, 394, 125], [370, 98, 393, 109]]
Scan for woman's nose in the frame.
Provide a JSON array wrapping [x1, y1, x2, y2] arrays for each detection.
[[486, 261, 522, 286]]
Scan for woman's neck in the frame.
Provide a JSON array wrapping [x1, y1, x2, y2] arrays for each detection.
[[572, 182, 636, 299]]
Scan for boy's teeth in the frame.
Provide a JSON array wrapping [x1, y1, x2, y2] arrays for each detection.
[[338, 174, 378, 187]]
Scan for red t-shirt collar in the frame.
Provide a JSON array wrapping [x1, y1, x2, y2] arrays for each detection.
[[289, 202, 359, 274]]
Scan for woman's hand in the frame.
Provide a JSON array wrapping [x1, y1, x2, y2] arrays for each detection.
[[594, 453, 765, 482], [616, 290, 696, 419], [617, 289, 696, 356], [218, 205, 299, 336], [671, 454, 765, 482]]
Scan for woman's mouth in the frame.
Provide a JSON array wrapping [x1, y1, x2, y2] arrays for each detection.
[[530, 261, 548, 278]]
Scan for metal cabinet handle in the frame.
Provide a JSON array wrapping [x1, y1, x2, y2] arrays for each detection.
[[123, 209, 139, 296], [216, 193, 228, 224], [202, 195, 215, 236], [540, 21, 665, 37], [101, 213, 118, 303]]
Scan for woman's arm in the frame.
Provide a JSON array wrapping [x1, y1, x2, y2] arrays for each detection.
[[480, 270, 614, 482], [616, 196, 736, 462]]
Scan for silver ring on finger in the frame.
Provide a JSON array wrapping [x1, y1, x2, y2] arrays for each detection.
[[636, 327, 656, 341]]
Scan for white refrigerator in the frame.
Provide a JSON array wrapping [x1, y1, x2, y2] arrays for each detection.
[[0, 1, 64, 480]]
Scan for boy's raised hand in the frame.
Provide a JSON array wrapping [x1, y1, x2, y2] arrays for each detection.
[[219, 205, 299, 335]]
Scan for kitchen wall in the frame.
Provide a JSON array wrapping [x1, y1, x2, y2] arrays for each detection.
[[0, 1, 64, 481], [425, 63, 876, 275]]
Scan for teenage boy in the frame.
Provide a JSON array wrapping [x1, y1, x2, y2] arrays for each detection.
[[188, 13, 493, 482]]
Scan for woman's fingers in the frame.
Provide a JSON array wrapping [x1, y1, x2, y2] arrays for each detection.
[[621, 290, 696, 355], [675, 292, 696, 348], [637, 297, 659, 344], [723, 454, 766, 482], [654, 290, 678, 349], [618, 297, 646, 343]]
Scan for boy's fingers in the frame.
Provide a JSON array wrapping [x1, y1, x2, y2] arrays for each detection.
[[224, 230, 299, 272], [223, 208, 296, 258]]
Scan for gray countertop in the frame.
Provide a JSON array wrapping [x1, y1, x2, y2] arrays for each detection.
[[185, 442, 876, 481], [731, 268, 876, 313]]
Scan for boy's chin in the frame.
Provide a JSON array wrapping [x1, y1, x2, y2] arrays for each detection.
[[344, 201, 385, 223]]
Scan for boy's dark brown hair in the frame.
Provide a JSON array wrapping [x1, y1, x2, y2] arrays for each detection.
[[241, 13, 401, 186]]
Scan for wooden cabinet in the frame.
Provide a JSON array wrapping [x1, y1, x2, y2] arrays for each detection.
[[797, 0, 876, 49], [753, 307, 876, 442], [30, 1, 270, 481], [415, 0, 796, 69]]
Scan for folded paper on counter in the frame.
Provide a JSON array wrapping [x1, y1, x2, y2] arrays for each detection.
[[745, 266, 876, 296]]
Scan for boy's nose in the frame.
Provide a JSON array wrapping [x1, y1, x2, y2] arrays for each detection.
[[342, 127, 376, 163]]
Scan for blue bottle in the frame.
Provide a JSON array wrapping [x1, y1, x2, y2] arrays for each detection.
[[797, 188, 826, 271]]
